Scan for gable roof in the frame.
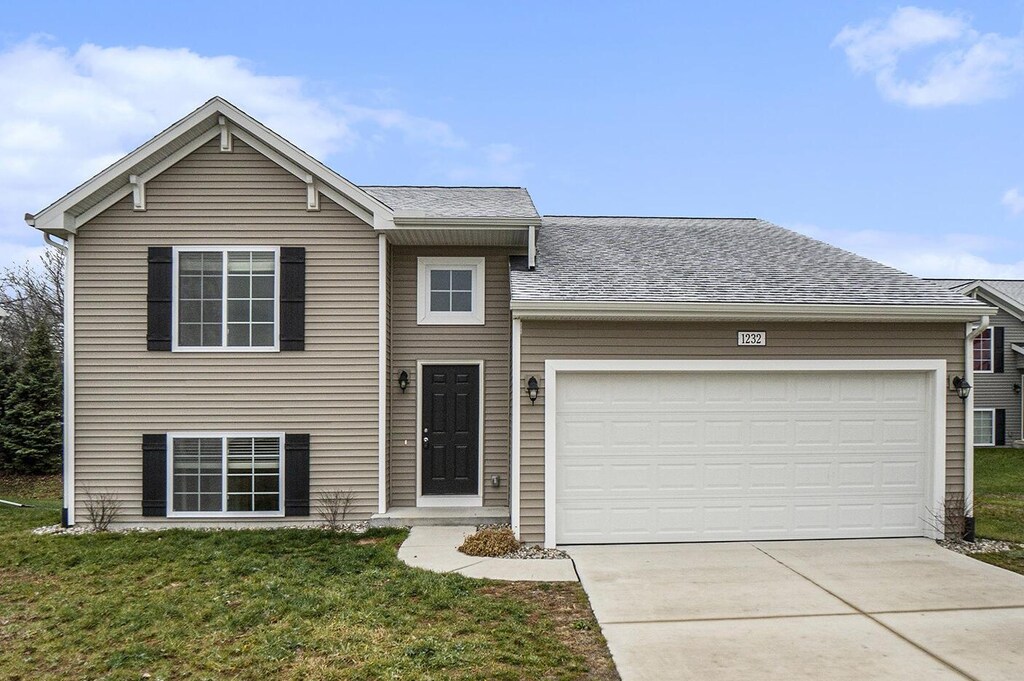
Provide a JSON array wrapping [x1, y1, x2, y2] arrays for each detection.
[[361, 186, 538, 221], [510, 217, 992, 321], [926, 279, 1024, 321], [27, 97, 394, 237]]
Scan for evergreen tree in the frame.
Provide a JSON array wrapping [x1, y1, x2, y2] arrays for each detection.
[[0, 323, 62, 474], [0, 348, 13, 471]]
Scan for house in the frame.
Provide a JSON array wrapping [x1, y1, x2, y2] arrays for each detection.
[[928, 279, 1024, 448], [27, 98, 995, 547]]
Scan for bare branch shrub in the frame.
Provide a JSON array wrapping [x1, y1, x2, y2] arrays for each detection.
[[924, 493, 973, 541], [82, 488, 122, 532], [316, 489, 355, 530]]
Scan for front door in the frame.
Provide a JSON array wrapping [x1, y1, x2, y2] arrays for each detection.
[[422, 364, 480, 496]]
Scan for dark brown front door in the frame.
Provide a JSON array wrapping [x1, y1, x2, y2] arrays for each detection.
[[422, 364, 480, 496]]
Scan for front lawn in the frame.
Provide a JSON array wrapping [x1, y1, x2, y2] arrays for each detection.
[[0, 476, 616, 680], [970, 447, 1024, 575]]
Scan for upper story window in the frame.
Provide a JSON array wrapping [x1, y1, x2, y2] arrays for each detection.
[[973, 327, 993, 372], [173, 247, 279, 351], [417, 257, 485, 325]]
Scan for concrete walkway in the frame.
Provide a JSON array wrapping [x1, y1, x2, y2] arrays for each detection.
[[397, 526, 578, 581], [569, 539, 1024, 681]]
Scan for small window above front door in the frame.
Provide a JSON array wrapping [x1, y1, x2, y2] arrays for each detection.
[[417, 257, 485, 325]]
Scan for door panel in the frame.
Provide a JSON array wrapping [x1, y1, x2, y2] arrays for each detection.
[[422, 364, 480, 495]]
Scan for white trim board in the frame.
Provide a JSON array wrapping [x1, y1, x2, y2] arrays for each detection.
[[377, 234, 388, 514], [511, 318, 522, 536], [415, 360, 485, 508], [539, 359, 948, 548]]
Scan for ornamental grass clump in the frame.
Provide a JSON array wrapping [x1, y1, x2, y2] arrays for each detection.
[[458, 527, 521, 557]]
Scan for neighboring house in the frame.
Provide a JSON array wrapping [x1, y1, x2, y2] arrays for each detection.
[[929, 279, 1024, 448], [27, 98, 995, 547]]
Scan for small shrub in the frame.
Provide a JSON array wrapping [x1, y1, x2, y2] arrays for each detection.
[[315, 489, 355, 530], [82, 488, 122, 531], [458, 527, 521, 557]]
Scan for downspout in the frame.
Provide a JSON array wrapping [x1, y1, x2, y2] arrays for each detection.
[[963, 314, 990, 541], [33, 217, 73, 527]]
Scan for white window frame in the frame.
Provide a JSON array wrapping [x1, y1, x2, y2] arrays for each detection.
[[973, 328, 993, 373], [416, 256, 485, 326], [171, 246, 281, 352], [973, 409, 996, 447], [166, 431, 286, 518]]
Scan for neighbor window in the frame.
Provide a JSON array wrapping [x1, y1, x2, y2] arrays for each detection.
[[973, 410, 995, 446], [174, 248, 278, 350], [973, 328, 993, 372], [416, 257, 485, 325], [170, 433, 283, 516]]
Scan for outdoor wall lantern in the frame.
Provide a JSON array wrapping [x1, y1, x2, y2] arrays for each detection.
[[527, 376, 540, 403], [1014, 383, 1021, 395], [952, 376, 972, 401], [398, 370, 409, 392]]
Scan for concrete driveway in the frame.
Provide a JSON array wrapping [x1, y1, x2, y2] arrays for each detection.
[[568, 539, 1024, 681]]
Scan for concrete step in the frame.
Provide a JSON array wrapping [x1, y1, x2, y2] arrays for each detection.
[[370, 506, 510, 528]]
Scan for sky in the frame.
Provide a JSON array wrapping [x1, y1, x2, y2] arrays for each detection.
[[1, 1, 1023, 278]]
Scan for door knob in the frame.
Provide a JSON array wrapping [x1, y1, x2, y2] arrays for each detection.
[[423, 436, 430, 446]]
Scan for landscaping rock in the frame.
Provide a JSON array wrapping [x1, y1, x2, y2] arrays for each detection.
[[939, 537, 1020, 555]]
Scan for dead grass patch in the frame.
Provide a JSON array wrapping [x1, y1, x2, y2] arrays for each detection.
[[480, 582, 619, 680]]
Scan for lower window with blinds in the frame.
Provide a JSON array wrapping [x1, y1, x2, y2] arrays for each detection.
[[169, 433, 284, 517]]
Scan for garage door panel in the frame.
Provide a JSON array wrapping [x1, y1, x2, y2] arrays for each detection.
[[555, 370, 934, 544], [557, 457, 928, 500], [556, 496, 927, 543]]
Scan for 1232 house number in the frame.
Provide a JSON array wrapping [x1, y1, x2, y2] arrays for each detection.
[[737, 331, 766, 346]]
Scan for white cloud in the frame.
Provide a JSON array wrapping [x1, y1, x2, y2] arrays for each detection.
[[833, 7, 1024, 106], [0, 37, 526, 268], [790, 223, 1024, 278], [1002, 187, 1024, 215]]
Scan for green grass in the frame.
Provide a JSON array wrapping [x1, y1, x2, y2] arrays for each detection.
[[0, 476, 616, 681], [974, 447, 1024, 544], [971, 448, 1024, 576]]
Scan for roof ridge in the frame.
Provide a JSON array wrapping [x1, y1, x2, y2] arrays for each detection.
[[360, 184, 526, 190], [543, 215, 760, 220]]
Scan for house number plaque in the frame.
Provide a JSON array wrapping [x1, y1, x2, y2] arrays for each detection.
[[737, 331, 766, 346]]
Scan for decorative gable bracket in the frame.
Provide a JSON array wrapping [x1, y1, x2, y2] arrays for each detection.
[[129, 175, 146, 211], [218, 116, 233, 152], [305, 175, 320, 212]]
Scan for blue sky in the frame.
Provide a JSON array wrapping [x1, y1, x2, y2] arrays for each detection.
[[1, 1, 1023, 276]]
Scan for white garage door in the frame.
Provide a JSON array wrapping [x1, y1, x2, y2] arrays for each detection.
[[555, 370, 935, 544]]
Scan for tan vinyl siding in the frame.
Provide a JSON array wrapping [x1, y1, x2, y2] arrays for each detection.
[[971, 304, 1024, 443], [517, 320, 967, 544], [388, 247, 516, 507], [73, 138, 380, 524]]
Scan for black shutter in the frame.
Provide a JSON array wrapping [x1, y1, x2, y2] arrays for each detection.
[[995, 409, 1006, 446], [284, 433, 310, 516], [993, 327, 1005, 374], [147, 247, 173, 351], [280, 247, 306, 351], [142, 434, 167, 516]]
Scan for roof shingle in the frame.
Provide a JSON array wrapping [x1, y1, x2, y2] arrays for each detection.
[[510, 216, 986, 307], [360, 185, 538, 219]]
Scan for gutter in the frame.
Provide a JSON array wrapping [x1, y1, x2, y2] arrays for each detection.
[[510, 300, 999, 323], [39, 217, 73, 527], [963, 314, 990, 541]]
